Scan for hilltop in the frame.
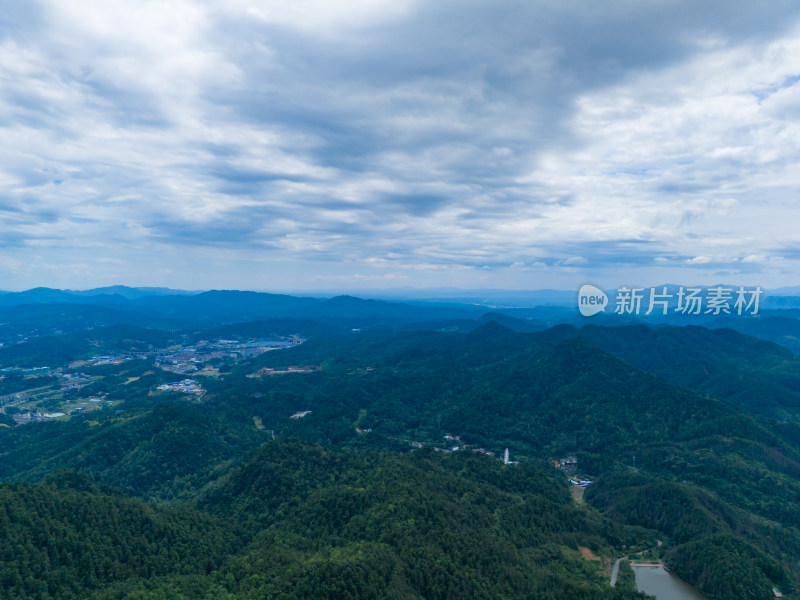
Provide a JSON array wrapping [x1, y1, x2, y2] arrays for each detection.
[[0, 296, 799, 598]]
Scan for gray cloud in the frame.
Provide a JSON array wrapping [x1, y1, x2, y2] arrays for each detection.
[[1, 0, 799, 289]]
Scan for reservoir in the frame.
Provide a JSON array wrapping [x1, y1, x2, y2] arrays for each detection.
[[634, 566, 706, 600]]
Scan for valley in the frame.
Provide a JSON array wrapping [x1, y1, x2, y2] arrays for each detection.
[[1, 287, 799, 599]]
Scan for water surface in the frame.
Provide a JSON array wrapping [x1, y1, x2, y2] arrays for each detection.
[[634, 566, 706, 600]]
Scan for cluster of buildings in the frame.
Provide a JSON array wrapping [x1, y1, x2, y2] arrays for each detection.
[[157, 379, 203, 394], [558, 456, 578, 472], [247, 366, 314, 378], [437, 434, 511, 462], [86, 356, 127, 366], [1, 335, 304, 426], [156, 338, 303, 374], [59, 372, 92, 389], [11, 411, 65, 425], [558, 455, 592, 488], [472, 448, 496, 456], [569, 478, 593, 488]]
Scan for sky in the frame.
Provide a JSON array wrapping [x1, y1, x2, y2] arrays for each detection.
[[2, 0, 800, 292]]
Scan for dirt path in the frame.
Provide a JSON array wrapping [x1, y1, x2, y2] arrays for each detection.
[[570, 485, 585, 504]]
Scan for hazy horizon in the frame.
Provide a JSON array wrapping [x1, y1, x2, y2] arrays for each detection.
[[2, 282, 798, 300]]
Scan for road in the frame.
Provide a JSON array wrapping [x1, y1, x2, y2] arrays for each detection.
[[0, 384, 53, 413], [610, 539, 662, 587], [0, 383, 59, 413], [610, 557, 622, 587], [0, 384, 53, 402]]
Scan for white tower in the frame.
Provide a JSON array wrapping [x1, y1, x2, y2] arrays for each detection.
[[504, 448, 510, 465]]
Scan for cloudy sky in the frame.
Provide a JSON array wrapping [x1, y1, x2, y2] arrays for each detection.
[[2, 0, 800, 292]]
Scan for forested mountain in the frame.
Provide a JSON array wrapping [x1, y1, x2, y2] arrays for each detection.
[[0, 303, 174, 341], [704, 313, 800, 355], [0, 325, 179, 368], [1, 445, 652, 600], [3, 286, 800, 362], [191, 318, 346, 341], [0, 288, 483, 335], [571, 324, 800, 418], [1, 311, 799, 599], [192, 441, 652, 600], [0, 471, 238, 600], [241, 320, 800, 417]]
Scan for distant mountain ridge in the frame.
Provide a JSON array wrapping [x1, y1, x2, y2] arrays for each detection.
[[4, 286, 800, 361], [69, 285, 200, 299]]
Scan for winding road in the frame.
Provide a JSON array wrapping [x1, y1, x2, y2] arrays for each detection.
[[610, 558, 622, 587], [610, 540, 662, 587]]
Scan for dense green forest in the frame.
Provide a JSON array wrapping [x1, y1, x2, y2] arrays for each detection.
[[0, 325, 179, 368], [1, 444, 653, 599], [667, 535, 783, 600], [1, 318, 799, 598], [0, 471, 238, 599]]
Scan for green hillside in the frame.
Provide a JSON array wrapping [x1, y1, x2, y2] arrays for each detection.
[[0, 324, 178, 368], [195, 440, 651, 600], [575, 324, 800, 417], [0, 444, 653, 600], [0, 472, 238, 600], [1, 323, 799, 598]]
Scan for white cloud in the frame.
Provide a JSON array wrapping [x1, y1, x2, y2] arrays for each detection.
[[1, 1, 800, 289]]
